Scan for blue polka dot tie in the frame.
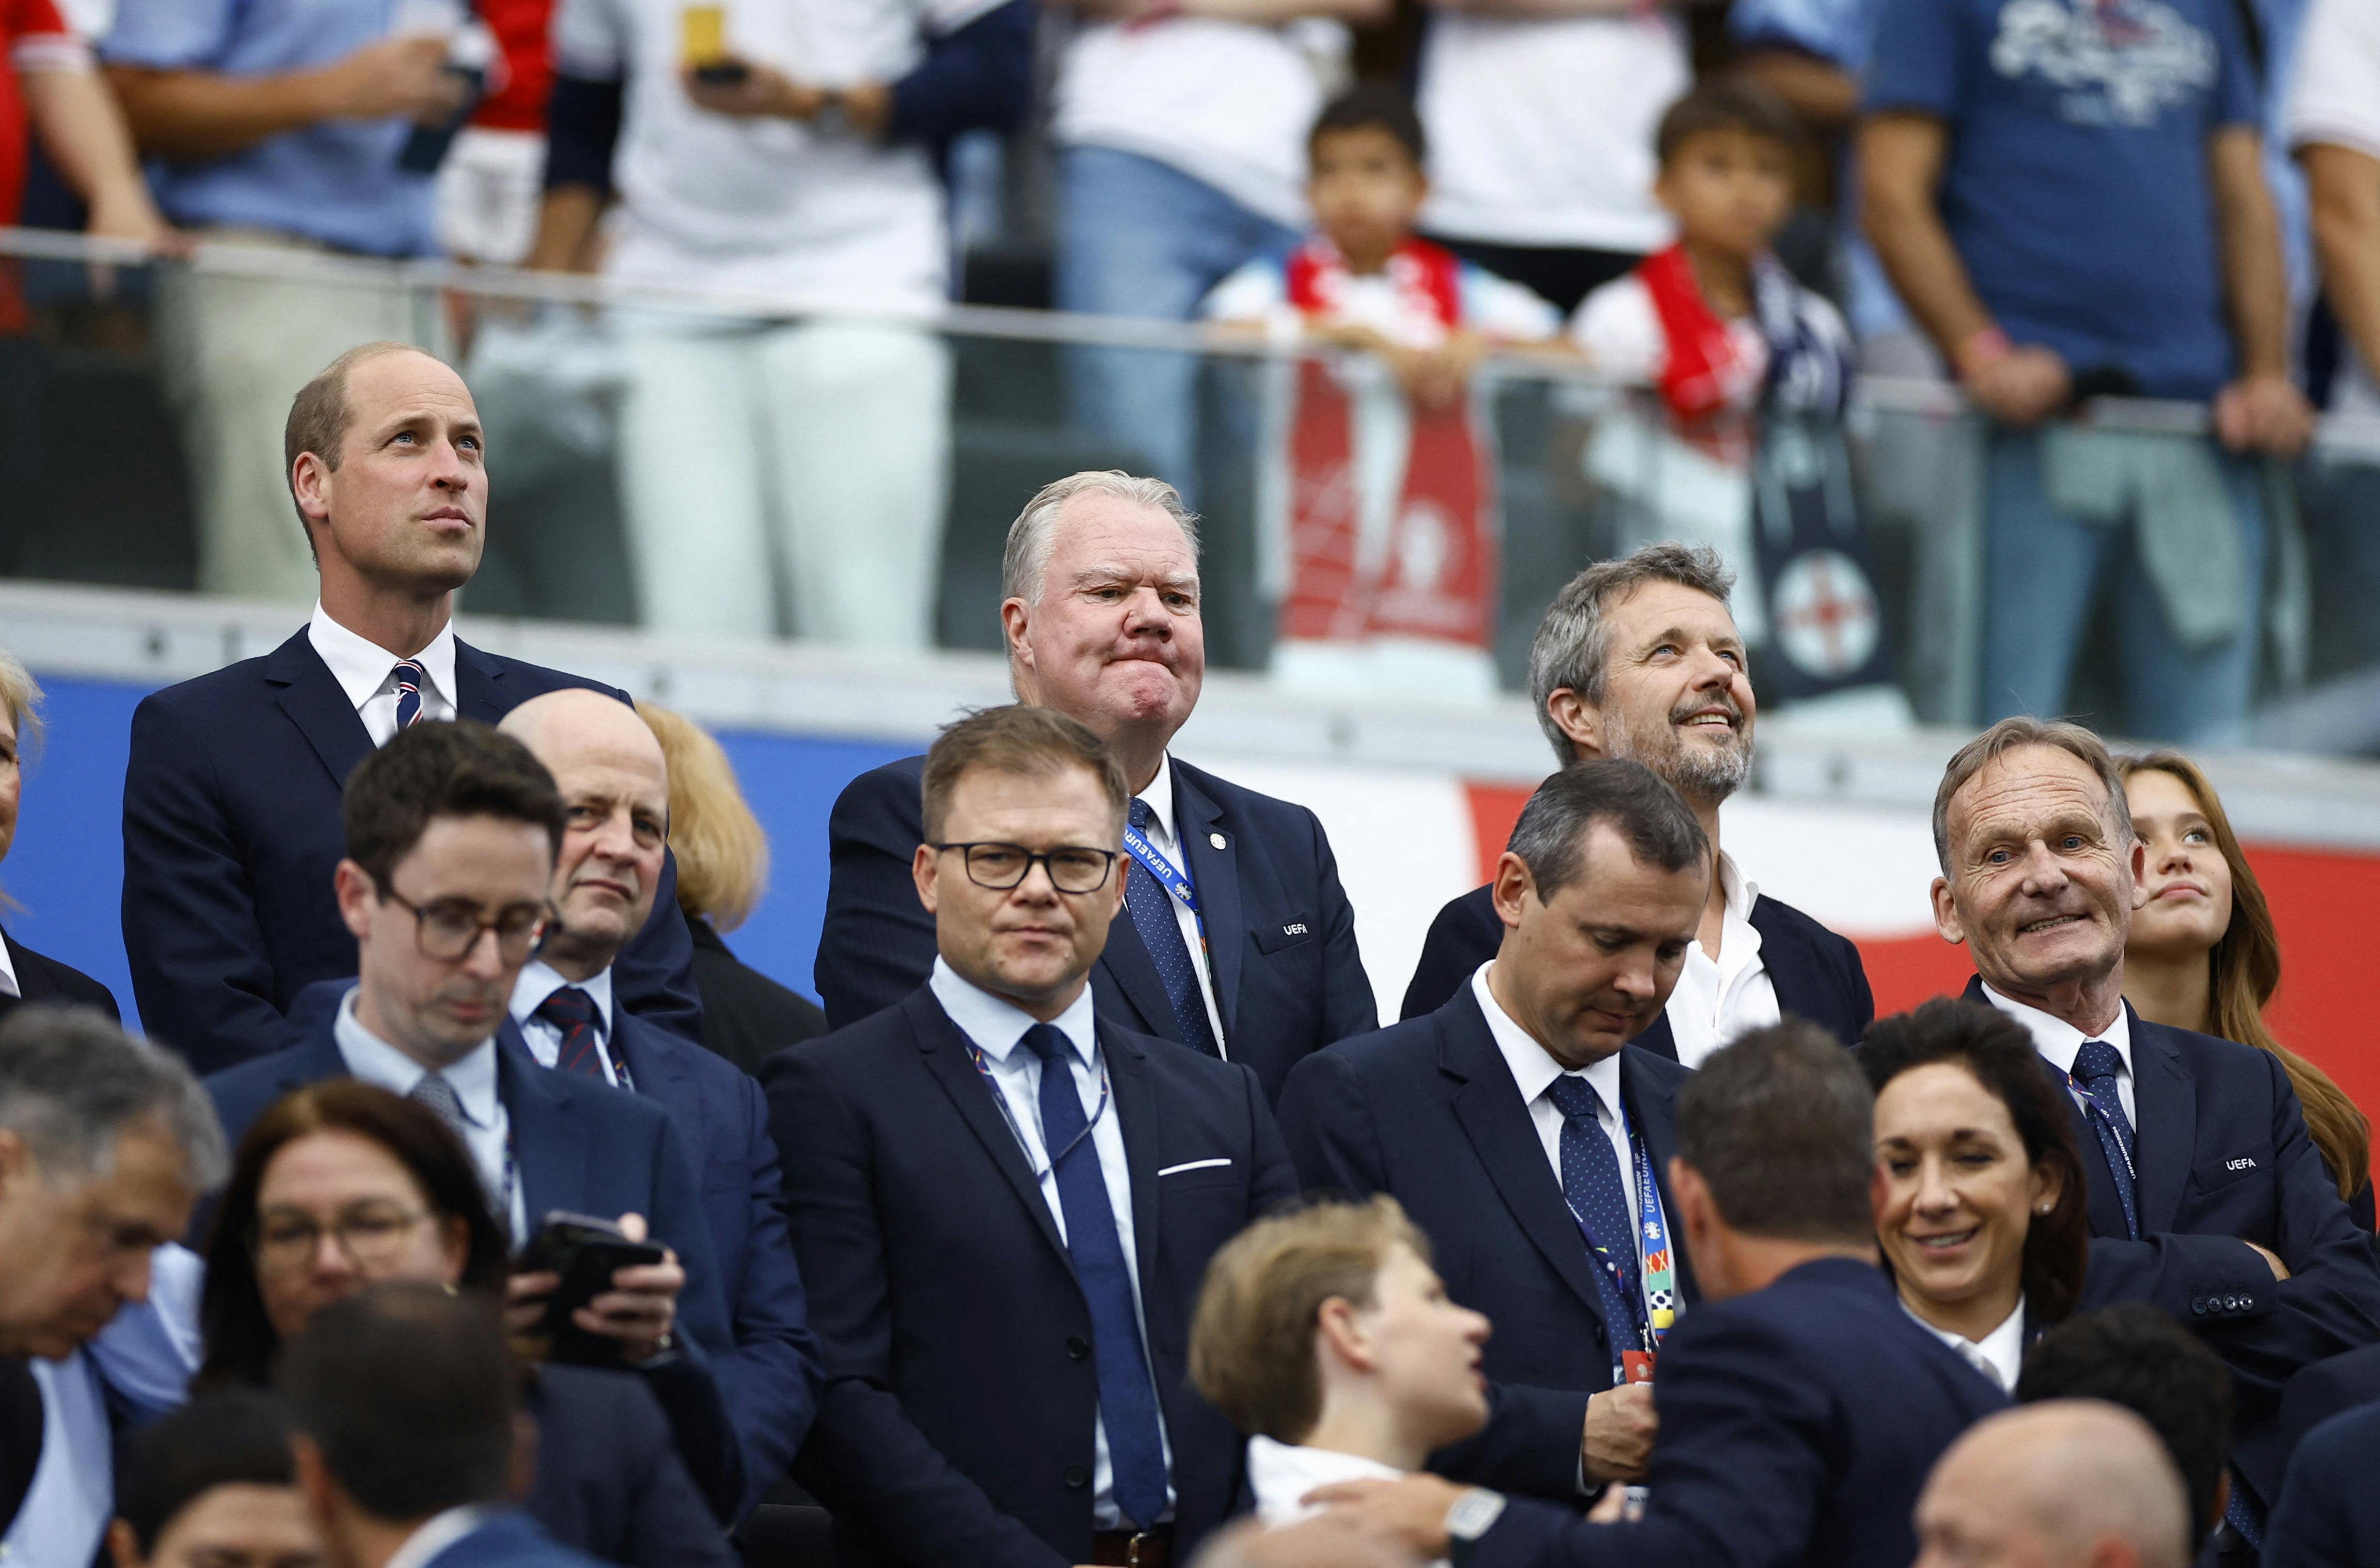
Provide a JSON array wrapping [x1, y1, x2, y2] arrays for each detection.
[[1123, 799, 1220, 1058], [392, 659, 427, 732], [2072, 1039, 2140, 1241], [1547, 1075, 1642, 1328]]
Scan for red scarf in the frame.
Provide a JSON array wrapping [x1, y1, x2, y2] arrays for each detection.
[[1277, 239, 1496, 654]]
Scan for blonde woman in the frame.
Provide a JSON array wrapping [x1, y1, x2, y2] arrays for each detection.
[[638, 703, 826, 1074], [0, 645, 118, 1020], [2122, 751, 2373, 1228]]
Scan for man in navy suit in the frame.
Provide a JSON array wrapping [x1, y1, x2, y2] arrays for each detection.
[[205, 721, 757, 1521], [2263, 1402, 2380, 1568], [122, 343, 699, 1074], [1399, 544, 1872, 1059], [813, 470, 1376, 1104], [1277, 760, 1710, 1502], [1928, 716, 2380, 1548], [766, 705, 1300, 1568], [1308, 1022, 2007, 1568], [280, 1283, 613, 1568], [496, 687, 821, 1511]]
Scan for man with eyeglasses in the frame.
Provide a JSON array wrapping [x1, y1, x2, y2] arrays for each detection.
[[763, 704, 1297, 1568], [203, 720, 762, 1521]]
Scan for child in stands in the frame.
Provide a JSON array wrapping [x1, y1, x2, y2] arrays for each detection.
[[1205, 86, 1559, 700]]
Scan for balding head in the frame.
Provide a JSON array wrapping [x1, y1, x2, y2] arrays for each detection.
[[1915, 1402, 2190, 1568], [498, 691, 669, 980]]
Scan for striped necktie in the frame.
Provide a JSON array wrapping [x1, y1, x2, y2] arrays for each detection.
[[392, 659, 428, 731]]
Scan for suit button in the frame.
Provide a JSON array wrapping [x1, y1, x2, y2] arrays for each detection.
[[1064, 1467, 1089, 1490], [2227, 1296, 2246, 1312], [2190, 1297, 2208, 1315], [1066, 1335, 1090, 1360]]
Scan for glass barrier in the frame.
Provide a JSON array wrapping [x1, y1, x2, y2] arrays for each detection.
[[4, 228, 2377, 752]]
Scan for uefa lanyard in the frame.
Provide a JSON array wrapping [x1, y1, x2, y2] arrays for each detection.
[[1122, 817, 1208, 951], [967, 1039, 1112, 1183], [1560, 1105, 1678, 1370]]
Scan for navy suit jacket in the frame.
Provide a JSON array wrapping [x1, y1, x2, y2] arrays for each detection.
[[0, 931, 119, 1021], [813, 753, 1376, 1104], [1968, 978, 2380, 1501], [122, 627, 701, 1073], [1473, 1258, 2007, 1568], [2266, 1343, 2380, 1489], [423, 1508, 615, 1568], [1399, 883, 1874, 1054], [529, 1365, 736, 1568], [2262, 1402, 2380, 1568], [203, 1011, 751, 1518], [1276, 985, 1698, 1499], [762, 986, 1301, 1568]]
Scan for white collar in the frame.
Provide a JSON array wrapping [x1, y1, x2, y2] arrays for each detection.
[[307, 601, 459, 717], [1906, 1295, 2028, 1393], [1133, 755, 1177, 847], [333, 987, 503, 1128], [928, 956, 1099, 1070], [1716, 850, 1758, 923], [510, 960, 615, 1034], [1472, 963, 1626, 1122], [1979, 983, 2133, 1080], [1245, 1436, 1408, 1527], [382, 1504, 498, 1568], [0, 928, 19, 1000]]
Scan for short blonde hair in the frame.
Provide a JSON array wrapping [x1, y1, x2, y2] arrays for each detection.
[[638, 703, 768, 932], [0, 643, 44, 757], [1188, 1196, 1430, 1443]]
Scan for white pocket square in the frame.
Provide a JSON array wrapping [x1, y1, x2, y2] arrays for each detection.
[[1157, 1158, 1233, 1177]]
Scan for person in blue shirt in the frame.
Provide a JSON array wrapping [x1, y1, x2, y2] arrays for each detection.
[[99, 0, 471, 603], [1860, 0, 2313, 746]]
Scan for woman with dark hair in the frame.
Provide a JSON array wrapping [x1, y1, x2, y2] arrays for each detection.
[[197, 1081, 735, 1568], [1862, 998, 2092, 1390], [2120, 751, 2374, 1227]]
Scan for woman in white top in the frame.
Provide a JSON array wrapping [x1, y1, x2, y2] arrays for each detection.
[[1863, 998, 2092, 1393], [1188, 1195, 1488, 1552]]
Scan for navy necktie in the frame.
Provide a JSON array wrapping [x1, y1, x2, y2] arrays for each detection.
[[1547, 1075, 1643, 1331], [1123, 799, 1221, 1059], [2072, 1039, 2140, 1240], [392, 659, 427, 732], [536, 987, 616, 1084], [1021, 1023, 1169, 1530]]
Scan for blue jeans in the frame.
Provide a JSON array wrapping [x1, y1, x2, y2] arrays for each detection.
[[1055, 145, 1298, 501], [1980, 430, 2268, 745]]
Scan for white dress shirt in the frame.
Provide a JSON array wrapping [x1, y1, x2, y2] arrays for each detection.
[[0, 1352, 112, 1568], [1906, 1295, 2027, 1393], [1133, 758, 1230, 1056], [512, 961, 621, 1086], [383, 1505, 498, 1568], [333, 988, 526, 1240], [1246, 1438, 1439, 1563], [308, 602, 459, 746], [1981, 984, 2137, 1127], [927, 958, 1176, 1529], [1472, 964, 1639, 1239], [0, 932, 20, 999], [1663, 853, 1782, 1070]]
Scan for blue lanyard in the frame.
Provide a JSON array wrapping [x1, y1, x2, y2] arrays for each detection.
[[1559, 1106, 1677, 1369], [1122, 820, 1206, 945]]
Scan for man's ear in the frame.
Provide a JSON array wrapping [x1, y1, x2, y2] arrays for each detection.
[[913, 842, 941, 917], [2127, 837, 2149, 912], [1489, 852, 1534, 934], [1544, 689, 1605, 761], [1000, 598, 1038, 704], [1929, 876, 1966, 946], [334, 860, 377, 942], [290, 451, 334, 528], [291, 1434, 336, 1525], [104, 1518, 143, 1568], [1314, 1294, 1372, 1374]]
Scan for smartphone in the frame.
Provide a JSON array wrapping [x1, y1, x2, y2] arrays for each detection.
[[516, 1211, 667, 1365]]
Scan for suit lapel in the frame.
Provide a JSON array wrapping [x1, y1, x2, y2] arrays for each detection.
[[264, 630, 374, 792], [1, 935, 49, 1005], [1172, 763, 1244, 1039], [1618, 1048, 1698, 1305], [1441, 992, 1609, 1319], [498, 1028, 586, 1230], [452, 638, 511, 725], [1745, 897, 1822, 1026], [908, 993, 1070, 1266], [2126, 1008, 2195, 1234], [613, 1014, 690, 1108], [1104, 1021, 1163, 1295]]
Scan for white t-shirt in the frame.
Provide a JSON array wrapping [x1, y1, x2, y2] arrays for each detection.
[[1569, 271, 1772, 408], [1054, 17, 1347, 226], [2285, 0, 2380, 424], [1417, 10, 1688, 251], [554, 0, 1001, 311], [1202, 251, 1562, 347]]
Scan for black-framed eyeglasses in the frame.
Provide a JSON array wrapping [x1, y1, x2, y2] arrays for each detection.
[[382, 889, 551, 962], [934, 842, 1119, 894]]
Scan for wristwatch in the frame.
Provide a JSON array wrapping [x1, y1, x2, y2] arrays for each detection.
[[1444, 1487, 1508, 1565]]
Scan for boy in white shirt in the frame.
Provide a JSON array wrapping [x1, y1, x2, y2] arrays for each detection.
[[1188, 1196, 1491, 1556], [1205, 87, 1560, 699]]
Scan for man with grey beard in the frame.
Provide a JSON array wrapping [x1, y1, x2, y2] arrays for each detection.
[[1397, 544, 1873, 1063]]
